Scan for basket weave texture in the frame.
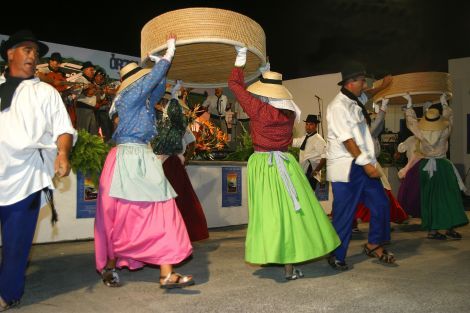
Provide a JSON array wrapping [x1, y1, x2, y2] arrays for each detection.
[[141, 7, 266, 88], [372, 72, 452, 105]]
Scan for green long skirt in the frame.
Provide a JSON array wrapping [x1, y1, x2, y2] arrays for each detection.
[[420, 158, 469, 230], [245, 152, 340, 264]]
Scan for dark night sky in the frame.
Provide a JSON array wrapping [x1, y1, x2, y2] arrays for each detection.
[[1, 0, 470, 80]]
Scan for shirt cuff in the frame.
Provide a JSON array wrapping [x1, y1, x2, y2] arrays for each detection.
[[355, 152, 373, 166]]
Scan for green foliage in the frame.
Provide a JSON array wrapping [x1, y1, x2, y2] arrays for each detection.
[[288, 146, 300, 161], [224, 125, 254, 161], [70, 129, 111, 186]]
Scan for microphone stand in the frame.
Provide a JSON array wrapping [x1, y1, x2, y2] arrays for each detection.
[[315, 95, 324, 137]]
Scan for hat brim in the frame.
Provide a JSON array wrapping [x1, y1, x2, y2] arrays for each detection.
[[117, 68, 151, 94], [337, 72, 370, 86], [163, 93, 171, 100], [247, 80, 293, 100], [0, 39, 48, 61], [418, 118, 449, 131]]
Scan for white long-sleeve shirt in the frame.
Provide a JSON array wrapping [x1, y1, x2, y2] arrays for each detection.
[[292, 133, 326, 181], [326, 92, 376, 182], [203, 94, 228, 116], [0, 77, 77, 205]]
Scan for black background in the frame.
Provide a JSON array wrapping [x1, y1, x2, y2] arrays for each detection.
[[1, 0, 469, 80]]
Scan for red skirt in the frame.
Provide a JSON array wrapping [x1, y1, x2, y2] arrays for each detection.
[[355, 189, 408, 223], [163, 155, 209, 241]]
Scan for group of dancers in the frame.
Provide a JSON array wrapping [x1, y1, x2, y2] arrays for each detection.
[[0, 29, 468, 312]]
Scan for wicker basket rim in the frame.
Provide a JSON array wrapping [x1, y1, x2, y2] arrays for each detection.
[[142, 38, 266, 66], [374, 90, 453, 103]]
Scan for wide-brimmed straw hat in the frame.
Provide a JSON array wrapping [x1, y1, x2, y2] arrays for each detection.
[[0, 29, 49, 60], [247, 71, 293, 100], [117, 62, 151, 94], [418, 108, 448, 131]]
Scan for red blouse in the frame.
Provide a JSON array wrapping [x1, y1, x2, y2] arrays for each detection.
[[228, 67, 295, 152]]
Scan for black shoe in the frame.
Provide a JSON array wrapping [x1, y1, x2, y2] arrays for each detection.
[[446, 229, 462, 240], [427, 231, 447, 240], [327, 255, 349, 271]]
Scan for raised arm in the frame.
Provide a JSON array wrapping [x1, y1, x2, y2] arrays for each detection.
[[370, 98, 388, 138], [403, 94, 424, 141], [364, 75, 392, 99], [140, 34, 177, 97]]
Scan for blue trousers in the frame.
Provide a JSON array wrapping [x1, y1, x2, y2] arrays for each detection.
[[0, 191, 41, 303], [331, 162, 390, 262]]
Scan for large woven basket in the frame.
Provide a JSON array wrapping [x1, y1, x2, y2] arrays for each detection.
[[372, 72, 452, 105], [141, 7, 266, 88]]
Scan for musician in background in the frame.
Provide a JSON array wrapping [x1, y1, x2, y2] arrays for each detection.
[[36, 52, 66, 90], [202, 87, 229, 133], [75, 61, 98, 135], [94, 69, 116, 141], [37, 52, 79, 127]]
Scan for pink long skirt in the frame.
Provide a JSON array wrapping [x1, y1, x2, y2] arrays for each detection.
[[94, 147, 192, 271]]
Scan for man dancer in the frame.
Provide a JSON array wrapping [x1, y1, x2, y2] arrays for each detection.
[[326, 62, 396, 270]]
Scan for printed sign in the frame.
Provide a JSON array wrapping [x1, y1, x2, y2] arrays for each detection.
[[76, 171, 98, 218], [222, 167, 242, 207]]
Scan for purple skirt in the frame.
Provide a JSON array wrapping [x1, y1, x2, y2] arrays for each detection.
[[397, 160, 421, 218]]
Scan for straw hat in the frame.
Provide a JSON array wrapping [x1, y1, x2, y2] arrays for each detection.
[[418, 108, 448, 131], [163, 91, 171, 100], [247, 71, 293, 100], [117, 62, 151, 94]]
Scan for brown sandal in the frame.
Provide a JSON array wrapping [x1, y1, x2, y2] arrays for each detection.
[[101, 268, 122, 287], [160, 272, 195, 289], [363, 244, 396, 264]]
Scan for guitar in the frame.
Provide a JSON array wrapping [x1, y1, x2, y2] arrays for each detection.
[[38, 71, 83, 92]]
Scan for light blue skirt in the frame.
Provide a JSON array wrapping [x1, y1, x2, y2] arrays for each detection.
[[109, 143, 176, 201]]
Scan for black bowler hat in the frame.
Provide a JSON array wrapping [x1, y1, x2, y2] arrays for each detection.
[[0, 29, 49, 61], [94, 68, 106, 77], [50, 52, 62, 62], [304, 114, 320, 124], [337, 61, 369, 86], [81, 61, 95, 70]]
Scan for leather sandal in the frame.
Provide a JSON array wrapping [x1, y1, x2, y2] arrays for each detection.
[[101, 268, 121, 287], [445, 229, 462, 240], [427, 232, 447, 240], [363, 244, 396, 264], [285, 265, 304, 280], [160, 272, 195, 289]]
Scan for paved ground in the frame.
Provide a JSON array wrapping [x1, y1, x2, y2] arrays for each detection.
[[6, 214, 470, 313]]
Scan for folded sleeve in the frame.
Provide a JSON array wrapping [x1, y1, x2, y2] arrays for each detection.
[[328, 105, 355, 143]]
